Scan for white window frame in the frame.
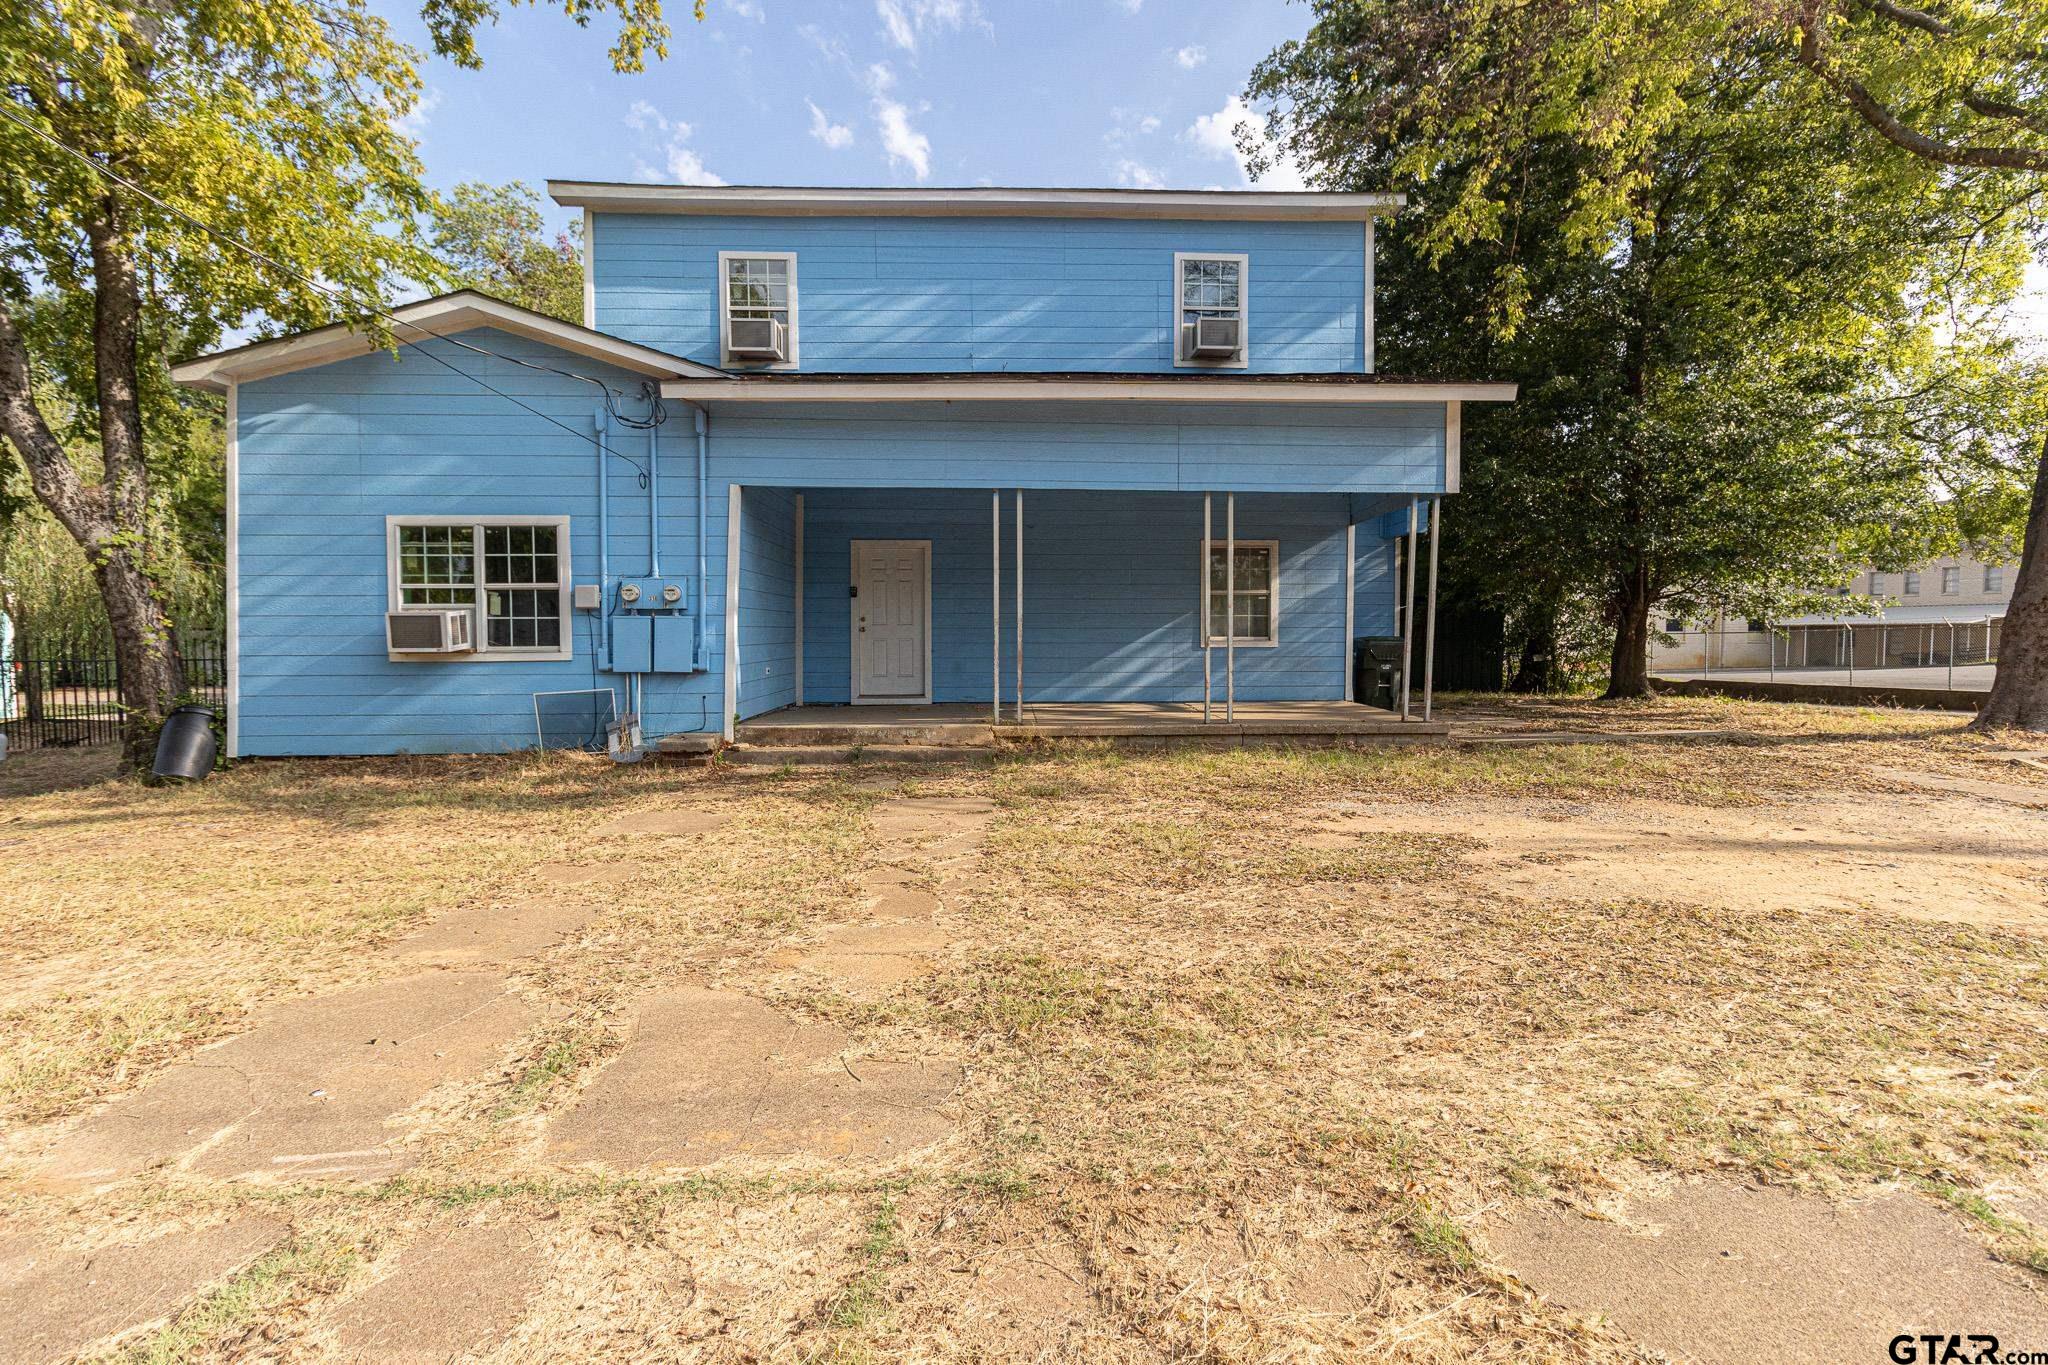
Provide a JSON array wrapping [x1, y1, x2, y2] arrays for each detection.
[[1199, 538, 1280, 647], [1941, 565, 1961, 595], [385, 514, 573, 662], [718, 250, 799, 370], [1986, 565, 2005, 593], [1903, 570, 1920, 595], [1173, 251, 1250, 370]]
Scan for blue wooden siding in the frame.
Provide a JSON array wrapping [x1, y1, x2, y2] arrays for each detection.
[[737, 485, 798, 719], [591, 214, 1367, 373], [798, 489, 1356, 705], [234, 328, 1434, 755]]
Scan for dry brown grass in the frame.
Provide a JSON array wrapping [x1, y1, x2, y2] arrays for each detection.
[[1, 695, 2043, 1361]]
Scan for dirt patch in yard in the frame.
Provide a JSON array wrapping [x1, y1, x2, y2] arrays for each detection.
[[0, 1214, 285, 1363], [36, 971, 538, 1185], [1313, 794, 2048, 930], [546, 985, 959, 1169], [1491, 1179, 2048, 1364]]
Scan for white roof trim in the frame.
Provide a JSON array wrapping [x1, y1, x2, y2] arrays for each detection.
[[550, 182, 1406, 222], [658, 377, 1515, 404], [170, 291, 720, 392]]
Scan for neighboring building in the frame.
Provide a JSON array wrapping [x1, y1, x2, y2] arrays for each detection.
[[1651, 548, 2013, 672], [172, 185, 1514, 757]]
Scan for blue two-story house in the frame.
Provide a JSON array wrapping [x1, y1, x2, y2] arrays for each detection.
[[172, 185, 1514, 757]]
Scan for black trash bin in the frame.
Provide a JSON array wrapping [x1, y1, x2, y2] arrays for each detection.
[[152, 705, 218, 781], [1351, 637, 1403, 711]]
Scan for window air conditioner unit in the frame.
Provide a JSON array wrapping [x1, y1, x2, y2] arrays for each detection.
[[387, 608, 474, 654], [728, 317, 788, 360], [1187, 316, 1243, 359]]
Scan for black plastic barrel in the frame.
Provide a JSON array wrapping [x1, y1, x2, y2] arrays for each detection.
[[152, 705, 218, 781]]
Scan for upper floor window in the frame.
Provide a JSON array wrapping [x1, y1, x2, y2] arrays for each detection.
[[1175, 252, 1248, 368], [388, 516, 571, 659], [1903, 571, 1921, 595], [719, 252, 798, 368], [1986, 565, 2005, 593], [1868, 572, 1885, 595], [1941, 566, 1961, 595]]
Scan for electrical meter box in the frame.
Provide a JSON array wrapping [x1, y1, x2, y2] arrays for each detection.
[[615, 578, 686, 610]]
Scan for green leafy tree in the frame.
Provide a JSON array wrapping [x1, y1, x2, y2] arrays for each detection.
[[1251, 4, 2044, 700], [432, 180, 584, 323], [0, 0, 688, 770]]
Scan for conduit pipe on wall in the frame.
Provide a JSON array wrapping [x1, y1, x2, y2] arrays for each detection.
[[695, 407, 709, 660]]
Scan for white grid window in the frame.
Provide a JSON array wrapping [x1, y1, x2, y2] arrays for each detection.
[[1202, 540, 1279, 645], [719, 252, 798, 367], [1904, 571, 1920, 594], [1986, 565, 2004, 593], [1174, 252, 1248, 368], [1942, 566, 1961, 594], [390, 517, 571, 659]]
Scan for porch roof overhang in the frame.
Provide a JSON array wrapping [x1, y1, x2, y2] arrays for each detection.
[[169, 289, 721, 392], [550, 182, 1407, 222], [658, 372, 1518, 405]]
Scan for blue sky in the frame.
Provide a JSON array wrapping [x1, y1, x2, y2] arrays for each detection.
[[378, 0, 1315, 227]]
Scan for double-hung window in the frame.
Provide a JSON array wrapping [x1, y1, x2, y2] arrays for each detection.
[[388, 516, 572, 659], [1941, 566, 1961, 595], [1174, 252, 1248, 367], [1202, 540, 1279, 646], [719, 251, 798, 367], [1986, 565, 2005, 593], [1903, 571, 1921, 595]]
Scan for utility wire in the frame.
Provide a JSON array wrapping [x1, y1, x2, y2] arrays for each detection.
[[0, 101, 668, 454]]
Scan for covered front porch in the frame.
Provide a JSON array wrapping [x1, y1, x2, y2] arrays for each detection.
[[723, 484, 1450, 741]]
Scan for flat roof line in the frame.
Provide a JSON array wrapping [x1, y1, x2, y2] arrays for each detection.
[[548, 182, 1406, 222]]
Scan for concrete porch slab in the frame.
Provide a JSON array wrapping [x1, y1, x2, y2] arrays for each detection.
[[737, 700, 1446, 745]]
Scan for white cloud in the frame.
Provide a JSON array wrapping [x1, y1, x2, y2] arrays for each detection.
[[728, 0, 765, 18], [799, 23, 854, 70], [807, 99, 855, 149], [1185, 95, 1307, 190], [864, 64, 932, 179], [1114, 159, 1166, 190], [1173, 44, 1207, 69], [1103, 107, 1162, 147], [394, 87, 442, 138], [1115, 0, 1143, 11], [875, 0, 983, 53], [625, 102, 727, 186]]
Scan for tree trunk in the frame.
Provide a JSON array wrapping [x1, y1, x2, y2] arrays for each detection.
[[1604, 566, 1656, 700], [0, 296, 182, 771], [1974, 434, 2048, 730]]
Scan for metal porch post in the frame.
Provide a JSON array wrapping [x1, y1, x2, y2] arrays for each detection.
[[1422, 496, 1442, 721], [1203, 494, 1213, 722], [1226, 492, 1237, 723], [991, 490, 1001, 725], [1014, 489, 1023, 724], [1399, 497, 1418, 719]]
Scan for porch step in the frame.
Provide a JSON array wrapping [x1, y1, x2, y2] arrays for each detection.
[[734, 722, 996, 747], [723, 743, 997, 767]]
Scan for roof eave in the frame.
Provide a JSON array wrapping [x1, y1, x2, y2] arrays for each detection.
[[549, 182, 1406, 222], [658, 377, 1516, 404], [169, 290, 720, 391]]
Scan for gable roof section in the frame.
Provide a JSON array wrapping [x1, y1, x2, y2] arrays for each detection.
[[169, 290, 720, 392], [549, 183, 1405, 222]]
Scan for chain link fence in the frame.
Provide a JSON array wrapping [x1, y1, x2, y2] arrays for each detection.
[[1650, 620, 1999, 689]]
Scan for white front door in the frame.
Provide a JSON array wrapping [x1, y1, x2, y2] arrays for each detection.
[[852, 539, 931, 703]]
